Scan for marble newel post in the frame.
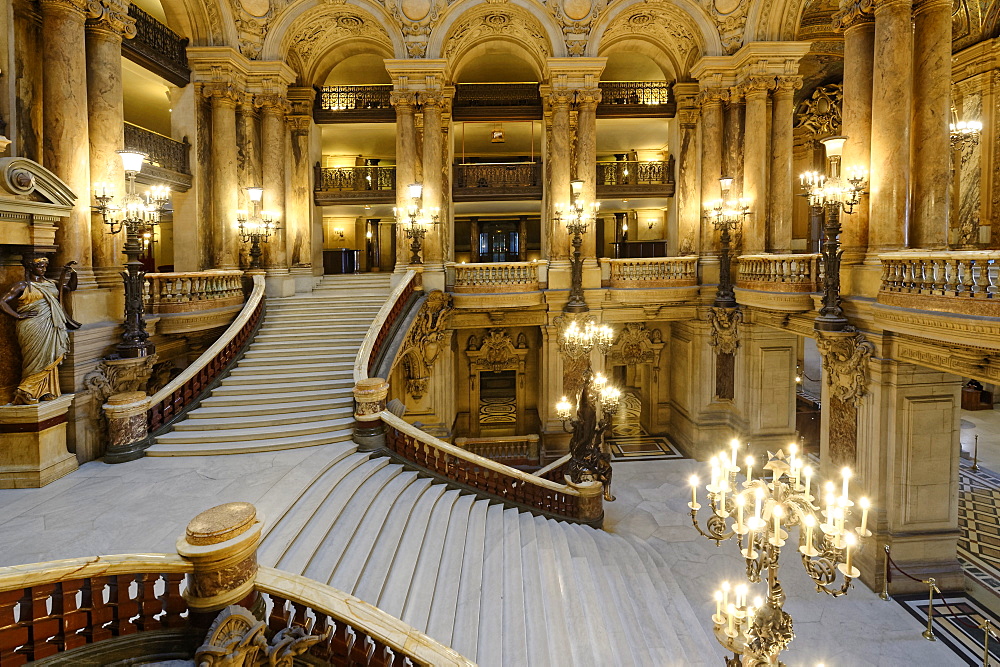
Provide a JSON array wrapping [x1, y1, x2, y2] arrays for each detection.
[[911, 0, 952, 248], [769, 77, 800, 253], [546, 90, 573, 262], [421, 91, 447, 289], [256, 93, 294, 296], [286, 87, 314, 290], [699, 89, 725, 255], [835, 5, 875, 263], [85, 0, 135, 288], [674, 83, 701, 255], [869, 0, 913, 251], [742, 77, 771, 253], [391, 91, 418, 273], [203, 82, 240, 270], [353, 377, 389, 452], [40, 0, 96, 288], [576, 87, 600, 260]]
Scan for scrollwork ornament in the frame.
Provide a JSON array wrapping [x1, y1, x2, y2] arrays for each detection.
[[708, 306, 742, 354], [85, 0, 136, 37], [395, 291, 453, 400], [815, 329, 874, 406], [795, 84, 843, 139], [831, 0, 875, 30]]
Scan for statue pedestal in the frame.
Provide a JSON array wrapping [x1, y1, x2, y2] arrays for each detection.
[[0, 394, 78, 488]]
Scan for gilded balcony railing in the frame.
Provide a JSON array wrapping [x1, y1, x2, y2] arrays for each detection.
[[878, 251, 1000, 316], [597, 159, 673, 186], [123, 3, 189, 86], [143, 270, 244, 314], [453, 162, 543, 200], [453, 83, 542, 107], [608, 256, 698, 288], [317, 85, 393, 111], [598, 81, 673, 106], [450, 260, 544, 293], [315, 165, 396, 192], [124, 122, 190, 176], [736, 254, 823, 292]]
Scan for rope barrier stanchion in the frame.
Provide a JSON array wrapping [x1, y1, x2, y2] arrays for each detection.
[[922, 578, 940, 642], [880, 544, 891, 601], [978, 618, 996, 667], [973, 434, 981, 472], [884, 545, 941, 641]]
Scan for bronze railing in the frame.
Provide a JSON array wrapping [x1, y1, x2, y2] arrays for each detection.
[[453, 83, 541, 107], [124, 123, 190, 176], [455, 162, 541, 189], [315, 165, 396, 192], [597, 159, 672, 186], [123, 3, 189, 86], [317, 85, 393, 111], [599, 81, 672, 106]]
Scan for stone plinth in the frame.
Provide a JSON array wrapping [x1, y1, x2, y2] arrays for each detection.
[[354, 377, 389, 452], [176, 501, 264, 623], [0, 394, 78, 488], [102, 391, 151, 463], [566, 477, 604, 526]]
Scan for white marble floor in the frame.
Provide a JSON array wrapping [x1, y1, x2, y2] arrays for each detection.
[[0, 449, 967, 666], [961, 407, 1000, 474]]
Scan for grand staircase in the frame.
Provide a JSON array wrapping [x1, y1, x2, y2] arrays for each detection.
[[145, 274, 713, 666]]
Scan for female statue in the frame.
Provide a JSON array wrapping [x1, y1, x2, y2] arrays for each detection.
[[1, 256, 80, 404]]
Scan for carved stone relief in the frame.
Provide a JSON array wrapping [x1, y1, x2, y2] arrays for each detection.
[[708, 306, 742, 354], [195, 605, 331, 666], [700, 0, 750, 54], [466, 327, 525, 373], [442, 5, 551, 61], [815, 329, 874, 406], [599, 6, 699, 63], [608, 322, 662, 368], [795, 83, 843, 139], [395, 291, 453, 400], [283, 9, 391, 67]]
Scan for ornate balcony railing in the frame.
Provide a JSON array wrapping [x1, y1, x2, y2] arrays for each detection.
[[454, 434, 540, 466], [314, 85, 394, 122], [597, 82, 676, 117], [608, 256, 698, 288], [878, 251, 1000, 316], [314, 165, 396, 204], [450, 260, 544, 293], [124, 123, 190, 176], [736, 254, 823, 292], [453, 162, 543, 201], [596, 159, 675, 198], [453, 83, 542, 120], [143, 270, 244, 314], [123, 3, 189, 86]]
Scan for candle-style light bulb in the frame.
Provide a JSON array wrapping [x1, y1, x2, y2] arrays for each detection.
[[745, 455, 754, 482], [858, 497, 871, 535], [803, 465, 813, 497], [689, 475, 699, 509], [714, 590, 724, 623], [841, 467, 852, 500], [730, 439, 739, 468], [721, 580, 730, 608], [772, 504, 783, 537]]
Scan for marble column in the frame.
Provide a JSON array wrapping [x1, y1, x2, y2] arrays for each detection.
[[699, 91, 725, 253], [869, 0, 913, 251], [836, 7, 876, 262], [742, 78, 771, 253], [286, 87, 315, 282], [85, 0, 135, 288], [257, 94, 288, 272], [546, 90, 573, 261], [723, 90, 744, 196], [576, 87, 600, 259], [204, 84, 239, 269], [420, 91, 446, 275], [769, 77, 800, 253], [391, 91, 418, 272], [911, 0, 952, 248], [40, 0, 96, 287], [675, 83, 701, 256]]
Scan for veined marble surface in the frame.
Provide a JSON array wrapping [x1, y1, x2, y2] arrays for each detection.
[[0, 447, 966, 666]]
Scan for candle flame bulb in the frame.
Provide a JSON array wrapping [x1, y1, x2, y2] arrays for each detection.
[[859, 496, 870, 534], [841, 467, 852, 499], [690, 475, 699, 507], [745, 455, 754, 481]]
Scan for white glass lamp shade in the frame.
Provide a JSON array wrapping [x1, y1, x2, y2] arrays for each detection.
[[407, 182, 423, 200], [246, 186, 264, 203], [117, 150, 146, 174], [570, 179, 584, 197], [719, 177, 734, 193], [821, 136, 847, 158]]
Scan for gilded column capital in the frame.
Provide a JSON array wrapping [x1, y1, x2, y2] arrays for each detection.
[[85, 0, 136, 38], [831, 0, 875, 30], [677, 106, 700, 129], [741, 76, 775, 100], [697, 88, 729, 108], [418, 90, 452, 113], [286, 115, 311, 135], [773, 76, 803, 97], [201, 82, 241, 107], [575, 87, 602, 110], [254, 93, 290, 116], [544, 90, 575, 112], [390, 90, 418, 112]]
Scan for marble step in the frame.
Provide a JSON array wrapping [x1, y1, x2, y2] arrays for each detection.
[[545, 518, 594, 667], [242, 347, 359, 360], [255, 327, 369, 339], [192, 395, 353, 417], [262, 309, 381, 319], [211, 378, 354, 395], [246, 340, 363, 352], [145, 428, 353, 455], [517, 514, 554, 667], [155, 416, 353, 443], [499, 508, 528, 667], [174, 406, 353, 430], [440, 499, 488, 657], [528, 515, 572, 667], [251, 334, 367, 345], [258, 321, 375, 332], [228, 361, 353, 376], [215, 369, 346, 385], [476, 504, 506, 664]]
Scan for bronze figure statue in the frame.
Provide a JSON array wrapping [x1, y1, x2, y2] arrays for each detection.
[[1, 255, 80, 404], [566, 370, 617, 502]]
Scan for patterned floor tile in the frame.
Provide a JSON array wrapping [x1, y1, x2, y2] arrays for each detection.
[[895, 592, 1000, 666]]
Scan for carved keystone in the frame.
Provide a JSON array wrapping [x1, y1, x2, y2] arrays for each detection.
[[353, 377, 389, 452], [176, 502, 264, 624]]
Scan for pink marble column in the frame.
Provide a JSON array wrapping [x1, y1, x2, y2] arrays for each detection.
[[675, 83, 701, 255], [770, 77, 801, 253], [742, 78, 772, 253], [869, 0, 913, 251], [391, 91, 417, 271], [257, 94, 288, 270], [911, 0, 952, 248], [699, 91, 725, 253], [420, 91, 446, 270], [40, 0, 96, 287], [203, 84, 239, 269], [546, 90, 573, 260], [286, 87, 314, 272], [834, 6, 876, 262], [86, 0, 136, 288], [576, 87, 601, 259]]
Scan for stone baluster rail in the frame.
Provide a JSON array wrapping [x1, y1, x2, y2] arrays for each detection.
[[353, 271, 421, 383], [143, 270, 244, 314], [607, 256, 698, 288], [453, 434, 540, 465], [450, 260, 545, 293], [736, 253, 823, 292], [878, 251, 1000, 316]]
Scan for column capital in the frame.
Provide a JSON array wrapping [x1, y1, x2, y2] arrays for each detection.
[[575, 87, 602, 110], [741, 75, 775, 99], [832, 0, 875, 30], [390, 90, 418, 112], [84, 0, 135, 38], [201, 81, 241, 107], [543, 89, 575, 112], [677, 106, 700, 128], [286, 115, 311, 134], [697, 87, 729, 108], [418, 89, 452, 112], [773, 75, 803, 96], [254, 93, 290, 115]]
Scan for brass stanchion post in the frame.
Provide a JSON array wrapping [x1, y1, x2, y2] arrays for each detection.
[[978, 618, 994, 667], [973, 434, 981, 472], [880, 544, 891, 601], [922, 578, 939, 641]]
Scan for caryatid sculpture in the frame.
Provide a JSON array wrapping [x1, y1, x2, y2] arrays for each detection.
[[1, 255, 80, 404]]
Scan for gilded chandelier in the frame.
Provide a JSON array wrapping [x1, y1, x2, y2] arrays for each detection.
[[237, 187, 279, 270], [690, 444, 872, 665]]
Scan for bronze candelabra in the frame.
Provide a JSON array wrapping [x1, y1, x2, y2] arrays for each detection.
[[704, 177, 750, 309]]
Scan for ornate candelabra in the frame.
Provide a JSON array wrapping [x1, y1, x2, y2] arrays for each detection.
[[394, 182, 439, 265], [950, 107, 982, 151], [93, 150, 170, 358], [704, 177, 751, 308], [690, 444, 872, 665], [555, 179, 600, 313], [237, 187, 278, 271], [799, 136, 868, 332], [556, 368, 622, 501]]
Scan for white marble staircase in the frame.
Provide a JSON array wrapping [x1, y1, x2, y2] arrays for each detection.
[[145, 274, 393, 456]]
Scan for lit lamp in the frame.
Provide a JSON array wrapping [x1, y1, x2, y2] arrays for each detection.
[[704, 177, 751, 308], [237, 186, 279, 271], [692, 447, 872, 664], [799, 136, 868, 332], [93, 150, 170, 358], [394, 182, 439, 265], [556, 178, 601, 313], [950, 107, 983, 151], [555, 368, 622, 501]]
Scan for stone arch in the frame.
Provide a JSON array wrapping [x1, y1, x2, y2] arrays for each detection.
[[159, 0, 237, 46], [427, 0, 563, 64], [747, 0, 808, 41], [451, 39, 546, 83], [310, 41, 395, 86], [588, 0, 721, 63], [598, 37, 681, 80]]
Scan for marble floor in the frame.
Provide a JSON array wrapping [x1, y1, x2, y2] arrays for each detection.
[[0, 448, 967, 666], [960, 407, 1000, 474]]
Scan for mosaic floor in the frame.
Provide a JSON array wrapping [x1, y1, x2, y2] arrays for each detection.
[[959, 459, 1000, 593], [895, 592, 1000, 665], [606, 391, 683, 461]]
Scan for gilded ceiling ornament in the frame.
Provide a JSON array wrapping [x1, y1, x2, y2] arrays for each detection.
[[443, 5, 550, 60], [708, 306, 742, 354], [795, 83, 843, 138], [699, 0, 750, 54], [600, 6, 699, 61], [816, 330, 874, 406], [395, 291, 453, 400]]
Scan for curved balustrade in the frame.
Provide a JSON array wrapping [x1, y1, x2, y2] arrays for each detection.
[[143, 270, 243, 314], [607, 256, 698, 288], [453, 434, 540, 465], [878, 251, 1000, 316], [148, 274, 265, 432], [354, 271, 421, 382], [736, 254, 823, 292], [451, 260, 543, 293]]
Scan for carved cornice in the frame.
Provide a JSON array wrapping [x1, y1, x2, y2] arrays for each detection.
[[831, 0, 875, 30], [708, 307, 743, 354], [816, 329, 874, 406], [85, 0, 136, 38]]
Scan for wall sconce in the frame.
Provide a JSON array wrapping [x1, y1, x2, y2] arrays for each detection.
[[491, 123, 505, 143], [646, 218, 656, 230], [334, 227, 345, 239]]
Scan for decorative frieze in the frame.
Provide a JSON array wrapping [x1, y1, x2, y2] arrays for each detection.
[[396, 291, 453, 400]]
